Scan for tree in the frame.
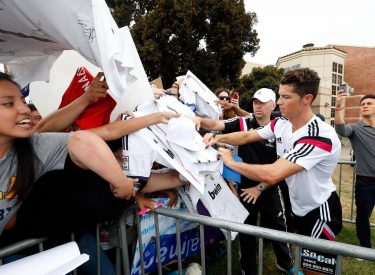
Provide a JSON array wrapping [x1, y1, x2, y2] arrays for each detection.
[[107, 0, 259, 89], [237, 65, 284, 112], [106, 0, 155, 27]]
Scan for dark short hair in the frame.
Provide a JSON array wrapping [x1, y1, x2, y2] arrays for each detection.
[[0, 72, 21, 90], [214, 87, 230, 97], [280, 68, 320, 100], [360, 94, 375, 104], [27, 103, 38, 112]]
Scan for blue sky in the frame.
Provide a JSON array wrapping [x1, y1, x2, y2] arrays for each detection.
[[244, 0, 375, 65]]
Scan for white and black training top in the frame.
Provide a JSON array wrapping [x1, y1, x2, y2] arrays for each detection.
[[257, 116, 341, 217]]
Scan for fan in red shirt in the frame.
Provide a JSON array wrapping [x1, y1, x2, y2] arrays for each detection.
[[58, 67, 116, 131]]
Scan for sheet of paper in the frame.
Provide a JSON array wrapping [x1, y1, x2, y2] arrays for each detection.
[[0, 241, 89, 274]]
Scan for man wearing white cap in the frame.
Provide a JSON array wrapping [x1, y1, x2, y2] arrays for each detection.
[[194, 88, 295, 275]]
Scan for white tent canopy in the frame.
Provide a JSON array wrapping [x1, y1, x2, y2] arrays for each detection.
[[0, 0, 140, 100]]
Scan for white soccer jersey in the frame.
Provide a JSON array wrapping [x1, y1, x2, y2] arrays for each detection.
[[122, 111, 222, 194], [121, 114, 169, 182], [147, 121, 223, 191], [184, 171, 249, 239], [179, 71, 222, 120], [257, 116, 341, 217]]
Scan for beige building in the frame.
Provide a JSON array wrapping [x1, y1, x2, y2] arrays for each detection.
[[241, 61, 265, 76], [276, 44, 346, 126]]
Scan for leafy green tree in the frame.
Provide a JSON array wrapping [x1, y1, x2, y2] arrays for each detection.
[[106, 0, 155, 27], [237, 65, 284, 112], [107, 0, 259, 88]]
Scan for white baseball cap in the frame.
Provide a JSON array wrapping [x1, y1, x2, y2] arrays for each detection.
[[252, 88, 276, 103]]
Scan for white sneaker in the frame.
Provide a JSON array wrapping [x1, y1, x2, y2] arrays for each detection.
[[185, 262, 202, 275]]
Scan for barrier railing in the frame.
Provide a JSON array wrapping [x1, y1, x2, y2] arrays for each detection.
[[1, 160, 374, 275], [336, 161, 374, 227], [0, 237, 48, 265], [143, 207, 375, 275]]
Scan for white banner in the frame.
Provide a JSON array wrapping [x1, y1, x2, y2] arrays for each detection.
[[0, 0, 136, 99]]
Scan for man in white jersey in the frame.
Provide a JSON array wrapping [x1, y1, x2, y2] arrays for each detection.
[[204, 68, 342, 240]]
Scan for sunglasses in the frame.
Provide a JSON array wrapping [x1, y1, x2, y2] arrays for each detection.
[[219, 96, 230, 101]]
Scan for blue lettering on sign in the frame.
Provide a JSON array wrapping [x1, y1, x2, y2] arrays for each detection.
[[141, 223, 156, 235], [131, 229, 200, 275]]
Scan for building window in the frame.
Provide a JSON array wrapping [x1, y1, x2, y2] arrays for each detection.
[[331, 97, 336, 107], [331, 62, 344, 114], [291, 64, 301, 70], [332, 85, 337, 95], [338, 64, 343, 74], [331, 108, 336, 118], [332, 62, 338, 72], [332, 74, 337, 84], [331, 120, 335, 127], [338, 75, 342, 84]]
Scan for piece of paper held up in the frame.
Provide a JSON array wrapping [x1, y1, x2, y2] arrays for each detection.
[[0, 241, 89, 275]]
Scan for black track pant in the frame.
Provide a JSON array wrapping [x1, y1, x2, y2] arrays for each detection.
[[238, 185, 293, 275]]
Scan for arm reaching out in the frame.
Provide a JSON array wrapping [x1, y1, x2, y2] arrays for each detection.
[[67, 113, 180, 199], [203, 129, 263, 147], [215, 99, 250, 117], [67, 131, 135, 199], [88, 112, 180, 141], [34, 72, 109, 133], [217, 147, 304, 185], [335, 93, 347, 125], [189, 116, 225, 131]]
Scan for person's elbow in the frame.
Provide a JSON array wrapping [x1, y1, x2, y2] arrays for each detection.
[[68, 130, 85, 142], [334, 125, 346, 137], [67, 131, 96, 169], [67, 131, 84, 154]]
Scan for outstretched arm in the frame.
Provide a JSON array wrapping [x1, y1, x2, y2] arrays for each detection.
[[217, 147, 303, 204], [218, 147, 303, 185], [190, 116, 225, 131], [87, 112, 179, 141], [216, 99, 250, 117], [33, 72, 109, 133], [67, 131, 136, 199], [141, 170, 182, 194], [334, 93, 354, 137], [335, 93, 346, 125], [203, 129, 263, 146]]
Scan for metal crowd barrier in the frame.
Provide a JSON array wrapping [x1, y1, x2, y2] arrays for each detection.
[[143, 207, 375, 275], [336, 161, 374, 227], [0, 237, 48, 265], [2, 206, 374, 275], [1, 160, 374, 275]]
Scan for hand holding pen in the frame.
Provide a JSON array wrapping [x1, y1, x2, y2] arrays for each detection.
[[138, 202, 163, 216], [203, 132, 225, 149]]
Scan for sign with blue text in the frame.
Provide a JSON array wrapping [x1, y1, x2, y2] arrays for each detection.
[[131, 198, 200, 275]]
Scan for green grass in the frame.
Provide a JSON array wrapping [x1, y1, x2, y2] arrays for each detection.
[[336, 224, 375, 275]]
